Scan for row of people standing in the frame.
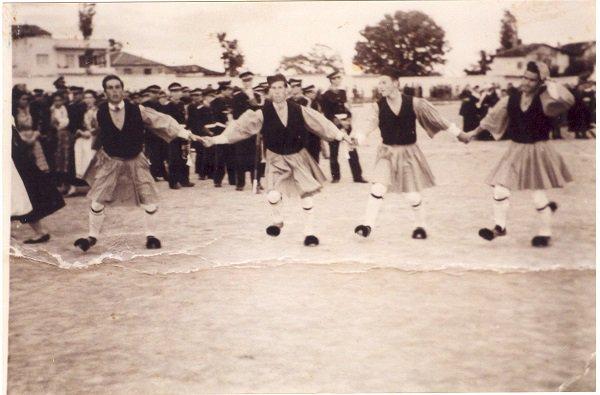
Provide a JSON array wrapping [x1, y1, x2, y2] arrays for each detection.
[[149, 70, 368, 192], [459, 78, 596, 140], [12, 85, 100, 196]]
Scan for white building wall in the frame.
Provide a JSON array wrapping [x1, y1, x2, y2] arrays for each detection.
[[488, 57, 527, 77], [12, 36, 57, 77], [13, 36, 113, 77]]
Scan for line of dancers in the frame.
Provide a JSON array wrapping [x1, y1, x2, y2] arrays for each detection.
[[12, 60, 575, 251]]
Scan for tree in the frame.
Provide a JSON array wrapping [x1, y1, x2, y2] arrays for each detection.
[[108, 39, 123, 53], [78, 3, 95, 39], [352, 10, 447, 76], [216, 32, 245, 77], [464, 50, 494, 75], [278, 44, 344, 74], [78, 3, 96, 74], [500, 10, 519, 51]]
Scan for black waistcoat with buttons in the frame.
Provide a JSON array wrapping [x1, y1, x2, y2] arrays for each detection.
[[96, 100, 145, 159], [506, 91, 553, 144], [260, 100, 308, 155], [377, 94, 417, 146]]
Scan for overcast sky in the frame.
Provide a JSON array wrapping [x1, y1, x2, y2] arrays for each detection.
[[10, 0, 596, 76]]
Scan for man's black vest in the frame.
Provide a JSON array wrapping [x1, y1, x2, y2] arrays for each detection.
[[377, 94, 417, 146], [506, 91, 553, 144], [260, 100, 308, 155], [97, 101, 145, 159]]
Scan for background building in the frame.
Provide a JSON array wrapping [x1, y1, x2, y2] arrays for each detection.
[[12, 24, 114, 77], [109, 51, 169, 75], [488, 43, 570, 77]]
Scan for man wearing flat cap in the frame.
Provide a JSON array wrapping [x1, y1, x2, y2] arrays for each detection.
[[320, 69, 357, 183], [231, 70, 262, 191], [300, 84, 325, 163], [322, 70, 367, 184], [142, 84, 169, 181], [196, 87, 221, 179], [187, 88, 212, 180], [210, 80, 236, 187], [162, 82, 194, 189], [54, 76, 67, 91], [200, 73, 353, 247], [289, 79, 309, 107]]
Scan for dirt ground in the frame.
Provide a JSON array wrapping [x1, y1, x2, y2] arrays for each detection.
[[8, 102, 595, 392]]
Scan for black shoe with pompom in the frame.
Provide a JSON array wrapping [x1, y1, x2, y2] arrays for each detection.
[[304, 235, 319, 246], [266, 223, 283, 237], [146, 236, 162, 249], [478, 225, 506, 241], [354, 225, 371, 238], [531, 235, 550, 247], [74, 236, 97, 252], [412, 227, 427, 239]]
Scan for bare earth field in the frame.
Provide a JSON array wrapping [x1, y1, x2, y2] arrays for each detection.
[[8, 102, 595, 392]]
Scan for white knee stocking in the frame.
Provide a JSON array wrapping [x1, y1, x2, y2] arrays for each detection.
[[532, 190, 552, 236], [89, 201, 105, 239], [364, 183, 387, 227], [141, 204, 158, 237], [301, 196, 315, 236], [493, 185, 511, 229], [266, 190, 284, 225], [405, 192, 426, 228]]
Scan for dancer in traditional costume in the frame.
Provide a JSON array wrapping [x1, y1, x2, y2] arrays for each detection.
[[200, 74, 353, 246], [73, 75, 200, 252], [466, 61, 575, 247], [11, 122, 65, 243], [353, 71, 470, 239]]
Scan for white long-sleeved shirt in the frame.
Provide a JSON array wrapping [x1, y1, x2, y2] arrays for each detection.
[[212, 100, 344, 145], [51, 105, 70, 130], [108, 100, 191, 142], [479, 81, 575, 141]]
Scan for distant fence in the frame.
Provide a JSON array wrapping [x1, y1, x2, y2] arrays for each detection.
[[12, 73, 579, 99]]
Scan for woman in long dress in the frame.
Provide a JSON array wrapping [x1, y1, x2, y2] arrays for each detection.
[[73, 90, 99, 179], [50, 93, 71, 193], [11, 121, 65, 243], [13, 92, 49, 173]]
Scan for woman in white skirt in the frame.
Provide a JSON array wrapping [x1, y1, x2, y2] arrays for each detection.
[[201, 74, 353, 246], [352, 71, 470, 239], [467, 61, 575, 247], [73, 90, 99, 179]]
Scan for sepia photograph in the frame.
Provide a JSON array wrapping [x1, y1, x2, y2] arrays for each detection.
[[3, 0, 596, 392]]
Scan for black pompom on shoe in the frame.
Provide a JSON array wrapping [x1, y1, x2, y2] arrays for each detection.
[[24, 234, 50, 244], [304, 235, 319, 246], [548, 201, 558, 212], [531, 235, 550, 247], [266, 224, 283, 237], [146, 236, 162, 249], [412, 227, 427, 240], [478, 225, 506, 241], [74, 236, 97, 252], [354, 225, 372, 238]]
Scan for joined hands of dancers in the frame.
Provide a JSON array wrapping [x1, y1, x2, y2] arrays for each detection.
[[71, 63, 573, 253]]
